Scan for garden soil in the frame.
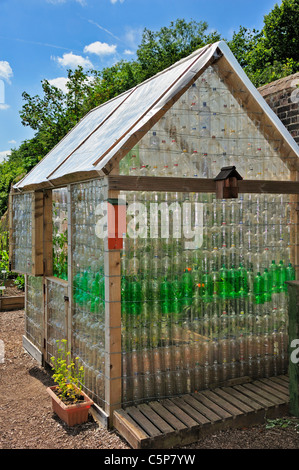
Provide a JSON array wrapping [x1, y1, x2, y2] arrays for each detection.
[[0, 309, 299, 450]]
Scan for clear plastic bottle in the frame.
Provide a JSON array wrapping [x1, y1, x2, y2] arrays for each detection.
[[198, 102, 211, 133]]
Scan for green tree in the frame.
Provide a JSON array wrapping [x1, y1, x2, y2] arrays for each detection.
[[229, 0, 299, 87], [263, 0, 299, 63], [136, 18, 222, 80]]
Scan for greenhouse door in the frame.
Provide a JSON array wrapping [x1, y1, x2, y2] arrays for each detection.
[[44, 276, 69, 365]]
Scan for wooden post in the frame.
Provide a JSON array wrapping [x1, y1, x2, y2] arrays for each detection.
[[8, 189, 13, 271], [67, 185, 73, 354], [43, 189, 53, 277], [290, 170, 299, 279], [32, 191, 44, 276], [104, 187, 123, 427], [286, 281, 299, 417]]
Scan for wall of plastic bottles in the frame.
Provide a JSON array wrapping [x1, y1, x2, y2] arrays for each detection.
[[52, 188, 68, 280], [46, 279, 67, 364], [25, 275, 44, 351], [120, 64, 290, 181], [71, 180, 107, 406], [11, 192, 33, 274], [118, 63, 294, 406], [120, 190, 295, 406]]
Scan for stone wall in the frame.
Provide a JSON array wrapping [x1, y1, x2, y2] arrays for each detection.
[[258, 72, 299, 145]]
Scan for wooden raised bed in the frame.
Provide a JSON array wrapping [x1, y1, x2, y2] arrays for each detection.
[[0, 295, 25, 311]]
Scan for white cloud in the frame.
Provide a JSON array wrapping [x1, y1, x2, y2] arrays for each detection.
[[124, 49, 135, 55], [0, 150, 10, 162], [48, 75, 95, 93], [0, 61, 13, 84], [110, 0, 125, 3], [48, 76, 69, 93], [54, 52, 93, 69], [0, 103, 10, 110], [124, 26, 143, 50], [84, 41, 117, 56], [8, 140, 17, 145]]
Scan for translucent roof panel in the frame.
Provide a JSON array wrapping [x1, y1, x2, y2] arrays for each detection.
[[48, 44, 217, 180], [15, 90, 132, 188], [16, 43, 217, 188]]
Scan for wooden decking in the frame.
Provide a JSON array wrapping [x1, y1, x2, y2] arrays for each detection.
[[113, 375, 290, 449]]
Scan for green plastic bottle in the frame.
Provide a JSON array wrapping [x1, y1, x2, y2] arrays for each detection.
[[286, 262, 296, 281], [160, 276, 172, 315], [262, 268, 272, 303], [129, 276, 141, 315], [229, 265, 239, 297], [219, 264, 230, 299], [180, 268, 193, 299], [202, 272, 213, 296], [238, 263, 248, 293], [278, 260, 287, 292], [211, 269, 220, 295], [171, 275, 182, 300], [172, 298, 182, 323], [253, 272, 264, 304], [192, 284, 202, 319], [160, 276, 172, 300], [269, 260, 280, 293]]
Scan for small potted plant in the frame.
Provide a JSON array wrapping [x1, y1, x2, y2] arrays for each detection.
[[47, 339, 93, 426]]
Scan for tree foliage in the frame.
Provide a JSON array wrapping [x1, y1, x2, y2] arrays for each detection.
[[228, 0, 299, 86]]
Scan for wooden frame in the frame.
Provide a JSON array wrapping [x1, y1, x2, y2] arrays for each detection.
[[286, 280, 299, 418], [104, 187, 122, 426], [106, 175, 299, 195], [9, 189, 53, 277]]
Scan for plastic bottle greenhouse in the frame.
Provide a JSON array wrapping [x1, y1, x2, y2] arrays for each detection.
[[9, 41, 299, 428]]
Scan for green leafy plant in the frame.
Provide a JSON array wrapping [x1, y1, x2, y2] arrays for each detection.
[[14, 274, 25, 291], [0, 248, 9, 272], [50, 339, 85, 405], [52, 203, 68, 280], [266, 417, 299, 432]]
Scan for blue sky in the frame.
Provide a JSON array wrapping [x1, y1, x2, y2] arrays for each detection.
[[0, 0, 281, 161]]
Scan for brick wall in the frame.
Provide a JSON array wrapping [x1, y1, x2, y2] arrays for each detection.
[[258, 72, 299, 145]]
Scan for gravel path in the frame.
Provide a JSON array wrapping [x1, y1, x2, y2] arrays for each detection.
[[0, 309, 298, 450]]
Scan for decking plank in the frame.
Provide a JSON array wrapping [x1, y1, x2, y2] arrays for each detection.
[[221, 386, 263, 411], [253, 380, 289, 401], [148, 401, 187, 431], [200, 390, 244, 417], [113, 409, 149, 449], [278, 375, 289, 383], [213, 388, 255, 414], [126, 406, 162, 437], [221, 386, 264, 411], [162, 399, 199, 428], [269, 376, 290, 389], [182, 394, 222, 423], [243, 382, 285, 405], [137, 403, 175, 434], [170, 397, 211, 426], [191, 392, 233, 420], [259, 378, 290, 396], [233, 384, 276, 408]]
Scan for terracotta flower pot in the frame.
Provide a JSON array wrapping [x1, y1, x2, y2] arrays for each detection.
[[47, 385, 93, 426]]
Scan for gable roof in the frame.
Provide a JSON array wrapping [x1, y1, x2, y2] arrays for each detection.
[[15, 41, 299, 191]]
